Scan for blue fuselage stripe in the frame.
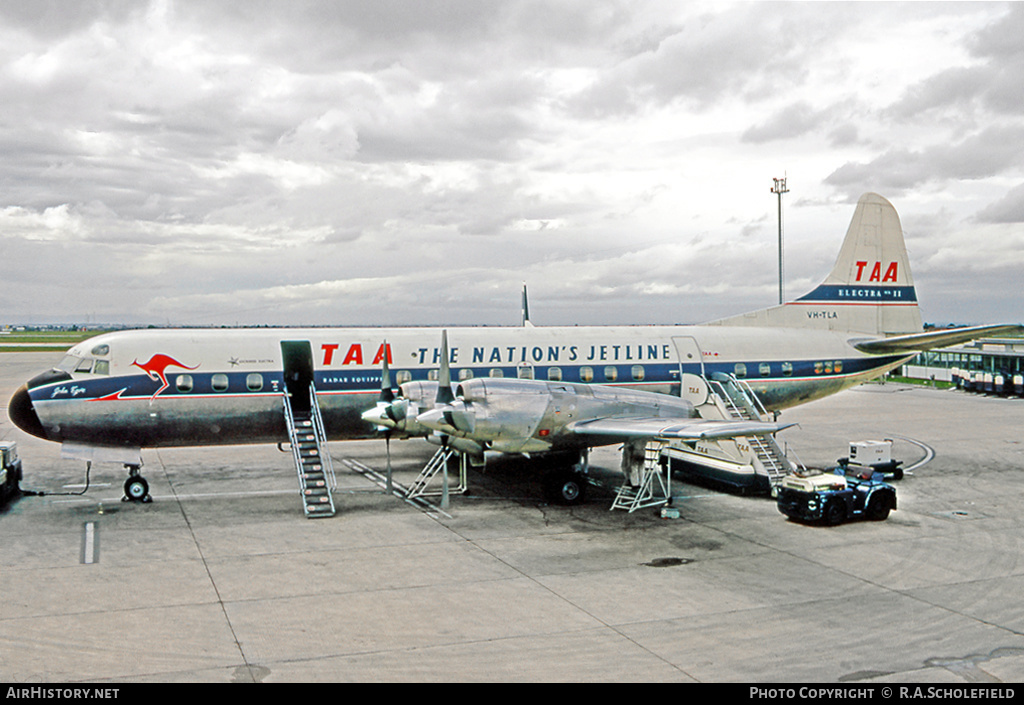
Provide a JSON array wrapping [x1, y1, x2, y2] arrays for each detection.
[[32, 355, 908, 402]]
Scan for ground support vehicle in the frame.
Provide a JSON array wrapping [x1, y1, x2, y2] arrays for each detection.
[[0, 441, 22, 504], [777, 466, 897, 525], [837, 440, 904, 480]]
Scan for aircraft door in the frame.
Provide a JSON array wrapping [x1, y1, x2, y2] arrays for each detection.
[[281, 340, 315, 415], [672, 336, 709, 406]]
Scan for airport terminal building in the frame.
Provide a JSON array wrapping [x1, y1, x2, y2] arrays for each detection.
[[904, 337, 1024, 394]]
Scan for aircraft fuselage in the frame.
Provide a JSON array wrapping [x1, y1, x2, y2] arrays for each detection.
[[9, 324, 911, 451]]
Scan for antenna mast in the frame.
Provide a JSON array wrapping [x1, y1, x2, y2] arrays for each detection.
[[771, 176, 789, 304]]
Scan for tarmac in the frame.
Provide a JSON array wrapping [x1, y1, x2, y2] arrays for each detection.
[[3, 351, 1024, 683]]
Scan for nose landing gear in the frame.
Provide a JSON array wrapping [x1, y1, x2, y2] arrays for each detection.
[[122, 465, 152, 503]]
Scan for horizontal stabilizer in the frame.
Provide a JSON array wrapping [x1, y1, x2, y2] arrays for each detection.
[[569, 417, 796, 441], [852, 324, 1023, 355]]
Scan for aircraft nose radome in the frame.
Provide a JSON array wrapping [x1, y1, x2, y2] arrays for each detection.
[[8, 385, 48, 440]]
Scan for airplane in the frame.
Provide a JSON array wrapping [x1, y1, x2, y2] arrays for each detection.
[[7, 193, 1019, 508]]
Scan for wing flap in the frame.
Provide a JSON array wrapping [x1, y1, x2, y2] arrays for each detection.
[[568, 416, 795, 441], [852, 324, 1023, 355]]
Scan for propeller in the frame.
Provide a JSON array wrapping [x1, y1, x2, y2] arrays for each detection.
[[359, 342, 405, 430], [415, 329, 477, 436], [433, 330, 455, 508], [435, 329, 455, 405], [359, 341, 397, 493], [381, 343, 394, 493], [361, 332, 486, 502], [415, 400, 476, 435]]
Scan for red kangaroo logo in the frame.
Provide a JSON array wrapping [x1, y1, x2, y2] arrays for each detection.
[[132, 354, 199, 400]]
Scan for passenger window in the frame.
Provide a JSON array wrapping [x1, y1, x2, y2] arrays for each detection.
[[579, 366, 594, 383], [782, 362, 793, 377], [603, 366, 618, 382], [458, 368, 474, 381], [548, 367, 563, 381], [814, 362, 823, 375], [834, 360, 843, 374], [212, 374, 229, 392], [631, 365, 645, 381], [176, 375, 194, 393], [518, 364, 534, 379], [759, 363, 771, 377], [427, 370, 439, 382], [396, 370, 412, 385], [734, 363, 747, 378], [489, 368, 504, 378], [246, 373, 263, 391]]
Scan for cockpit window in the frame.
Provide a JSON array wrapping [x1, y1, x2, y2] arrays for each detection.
[[91, 344, 110, 356], [55, 355, 81, 373], [93, 360, 109, 375], [75, 358, 94, 374]]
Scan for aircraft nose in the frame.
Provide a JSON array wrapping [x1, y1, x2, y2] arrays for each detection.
[[8, 384, 48, 440]]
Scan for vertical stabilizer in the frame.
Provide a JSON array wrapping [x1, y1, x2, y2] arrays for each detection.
[[708, 193, 922, 336]]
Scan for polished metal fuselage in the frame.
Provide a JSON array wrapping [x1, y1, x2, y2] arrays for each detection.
[[11, 324, 910, 451]]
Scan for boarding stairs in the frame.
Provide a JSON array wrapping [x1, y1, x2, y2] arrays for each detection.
[[611, 440, 671, 513], [703, 373, 794, 489], [284, 384, 337, 517], [406, 445, 468, 500]]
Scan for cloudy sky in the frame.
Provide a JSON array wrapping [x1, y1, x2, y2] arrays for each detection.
[[2, 0, 1022, 327]]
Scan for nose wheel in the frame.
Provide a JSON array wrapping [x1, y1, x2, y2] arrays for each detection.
[[122, 465, 152, 503]]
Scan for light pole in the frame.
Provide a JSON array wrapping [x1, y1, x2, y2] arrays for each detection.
[[771, 176, 789, 304]]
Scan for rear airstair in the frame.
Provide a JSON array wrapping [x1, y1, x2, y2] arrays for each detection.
[[284, 384, 337, 517], [704, 373, 793, 487], [663, 372, 797, 494]]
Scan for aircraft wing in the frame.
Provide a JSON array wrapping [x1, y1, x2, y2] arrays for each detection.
[[852, 324, 1023, 355], [568, 416, 795, 441]]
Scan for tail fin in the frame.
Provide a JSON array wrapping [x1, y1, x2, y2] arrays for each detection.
[[708, 193, 923, 336]]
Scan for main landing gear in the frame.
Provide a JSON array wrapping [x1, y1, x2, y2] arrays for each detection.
[[122, 464, 152, 503], [542, 449, 590, 506]]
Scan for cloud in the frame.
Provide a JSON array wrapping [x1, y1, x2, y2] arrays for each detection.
[[824, 124, 1024, 198], [0, 1, 1021, 326], [741, 101, 834, 144], [977, 183, 1024, 224]]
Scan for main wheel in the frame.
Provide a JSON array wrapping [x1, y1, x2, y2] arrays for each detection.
[[544, 470, 588, 506]]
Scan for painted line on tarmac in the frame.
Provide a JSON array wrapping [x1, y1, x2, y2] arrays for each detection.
[[81, 521, 98, 564], [886, 433, 936, 473], [340, 458, 453, 518], [54, 488, 297, 504]]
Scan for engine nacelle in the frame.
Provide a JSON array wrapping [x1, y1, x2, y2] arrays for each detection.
[[399, 380, 440, 408], [362, 380, 455, 438]]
